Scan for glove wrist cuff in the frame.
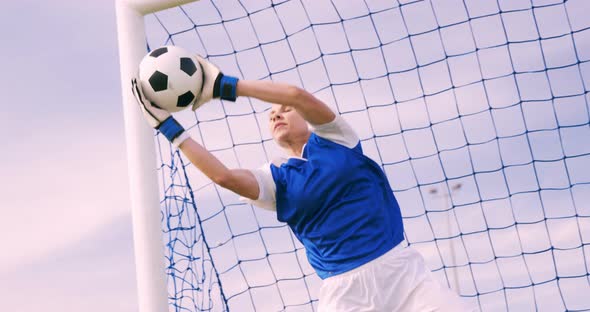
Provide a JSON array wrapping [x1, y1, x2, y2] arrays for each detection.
[[157, 116, 186, 144], [214, 74, 239, 102]]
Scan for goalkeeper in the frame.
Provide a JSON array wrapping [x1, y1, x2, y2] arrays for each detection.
[[132, 56, 474, 311]]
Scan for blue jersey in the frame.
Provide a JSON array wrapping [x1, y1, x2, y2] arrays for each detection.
[[243, 116, 405, 278], [269, 132, 404, 279]]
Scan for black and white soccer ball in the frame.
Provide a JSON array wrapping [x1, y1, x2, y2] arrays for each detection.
[[138, 45, 203, 113]]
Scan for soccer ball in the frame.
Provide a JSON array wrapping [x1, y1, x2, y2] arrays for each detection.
[[138, 45, 203, 113]]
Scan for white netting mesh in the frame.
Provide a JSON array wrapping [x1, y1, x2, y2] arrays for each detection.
[[143, 0, 590, 311]]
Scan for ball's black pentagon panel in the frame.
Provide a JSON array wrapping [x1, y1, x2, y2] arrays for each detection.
[[149, 71, 168, 92], [180, 57, 197, 76], [177, 91, 195, 107], [149, 47, 168, 58]]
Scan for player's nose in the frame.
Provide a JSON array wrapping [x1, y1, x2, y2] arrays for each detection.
[[271, 113, 283, 123]]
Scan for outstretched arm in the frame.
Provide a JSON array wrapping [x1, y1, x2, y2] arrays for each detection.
[[237, 80, 336, 126], [131, 76, 261, 201], [178, 139, 259, 200], [190, 79, 335, 200], [132, 57, 335, 202]]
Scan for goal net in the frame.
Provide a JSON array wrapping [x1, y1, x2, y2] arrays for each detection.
[[138, 0, 590, 311]]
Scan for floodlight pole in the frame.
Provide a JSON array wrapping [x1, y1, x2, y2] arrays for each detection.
[[429, 183, 462, 295], [115, 1, 199, 311]]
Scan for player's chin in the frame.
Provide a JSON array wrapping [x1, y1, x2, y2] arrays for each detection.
[[272, 129, 290, 144]]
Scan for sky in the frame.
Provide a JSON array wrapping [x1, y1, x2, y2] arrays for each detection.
[[0, 0, 137, 311], [0, 0, 589, 312]]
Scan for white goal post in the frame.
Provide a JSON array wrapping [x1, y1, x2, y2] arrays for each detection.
[[115, 1, 199, 311]]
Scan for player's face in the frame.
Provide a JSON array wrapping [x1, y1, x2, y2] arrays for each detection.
[[269, 104, 309, 146]]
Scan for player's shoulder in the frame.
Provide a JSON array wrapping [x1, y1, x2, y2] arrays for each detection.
[[309, 115, 360, 149]]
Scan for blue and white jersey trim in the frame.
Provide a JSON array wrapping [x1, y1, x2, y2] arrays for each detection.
[[241, 115, 359, 211]]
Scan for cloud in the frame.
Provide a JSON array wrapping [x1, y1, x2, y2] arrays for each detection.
[[0, 0, 130, 272], [0, 214, 138, 312]]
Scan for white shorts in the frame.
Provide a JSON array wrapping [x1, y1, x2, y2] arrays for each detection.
[[318, 244, 478, 312]]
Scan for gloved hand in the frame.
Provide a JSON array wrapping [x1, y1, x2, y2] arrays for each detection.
[[192, 55, 239, 110], [131, 78, 190, 148]]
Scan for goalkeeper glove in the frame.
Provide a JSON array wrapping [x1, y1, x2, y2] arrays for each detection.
[[192, 55, 239, 110], [131, 78, 190, 148]]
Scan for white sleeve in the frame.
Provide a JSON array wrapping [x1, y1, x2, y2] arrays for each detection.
[[240, 163, 277, 211], [309, 115, 360, 148]]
